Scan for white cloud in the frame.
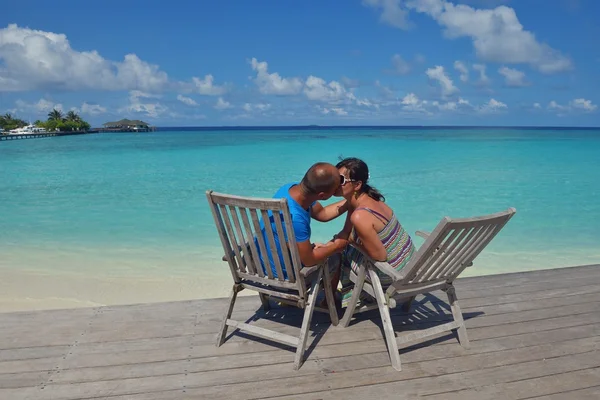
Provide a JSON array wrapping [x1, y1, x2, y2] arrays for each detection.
[[570, 98, 597, 112], [401, 93, 420, 106], [363, 0, 412, 30], [548, 98, 597, 114], [191, 74, 227, 96], [454, 60, 469, 82], [436, 101, 458, 111], [425, 66, 458, 97], [242, 103, 271, 112], [13, 98, 107, 117], [80, 102, 107, 115], [122, 90, 166, 118], [304, 76, 352, 103], [249, 58, 303, 95], [13, 98, 63, 115], [35, 98, 62, 112], [533, 102, 542, 109], [479, 98, 508, 113], [214, 97, 232, 110], [364, 1, 572, 73], [472, 64, 490, 85], [0, 24, 171, 92], [498, 66, 528, 87], [548, 100, 566, 111], [177, 95, 198, 106], [320, 106, 348, 116], [391, 54, 411, 74]]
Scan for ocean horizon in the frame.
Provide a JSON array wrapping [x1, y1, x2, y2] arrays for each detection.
[[1, 126, 599, 310]]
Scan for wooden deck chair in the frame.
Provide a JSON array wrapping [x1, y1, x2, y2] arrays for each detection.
[[206, 190, 339, 370], [339, 208, 516, 371]]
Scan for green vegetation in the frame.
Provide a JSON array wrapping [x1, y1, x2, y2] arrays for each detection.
[[0, 109, 91, 134], [0, 113, 27, 132], [36, 109, 91, 132]]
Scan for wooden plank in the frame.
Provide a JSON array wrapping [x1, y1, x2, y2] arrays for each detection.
[[423, 367, 600, 400], [525, 384, 600, 400], [248, 351, 600, 400], [12, 330, 600, 399]]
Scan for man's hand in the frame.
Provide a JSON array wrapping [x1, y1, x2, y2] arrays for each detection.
[[299, 237, 349, 266]]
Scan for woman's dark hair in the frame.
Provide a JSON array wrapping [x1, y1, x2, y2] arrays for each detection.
[[336, 157, 385, 202]]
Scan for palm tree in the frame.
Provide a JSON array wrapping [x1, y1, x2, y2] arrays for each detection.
[[48, 108, 63, 121], [65, 110, 81, 122]]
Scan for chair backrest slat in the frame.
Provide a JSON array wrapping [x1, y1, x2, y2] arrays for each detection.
[[261, 209, 286, 281], [280, 201, 307, 295], [248, 208, 268, 278], [206, 193, 241, 283], [398, 208, 516, 287], [432, 226, 479, 280], [447, 218, 509, 278], [272, 206, 296, 283], [413, 229, 461, 282], [206, 191, 305, 292], [228, 205, 256, 275], [218, 204, 247, 274], [239, 207, 264, 277]]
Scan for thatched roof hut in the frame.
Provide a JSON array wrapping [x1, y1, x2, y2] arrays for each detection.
[[102, 119, 150, 128]]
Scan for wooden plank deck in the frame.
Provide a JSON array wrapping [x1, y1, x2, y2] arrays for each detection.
[[1, 264, 599, 400]]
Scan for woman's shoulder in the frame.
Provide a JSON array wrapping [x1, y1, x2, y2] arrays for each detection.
[[353, 201, 394, 222]]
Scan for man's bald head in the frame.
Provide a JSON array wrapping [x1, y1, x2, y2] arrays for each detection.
[[300, 162, 340, 197]]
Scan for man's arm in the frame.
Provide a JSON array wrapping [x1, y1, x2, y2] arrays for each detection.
[[310, 199, 348, 222], [296, 238, 348, 267]]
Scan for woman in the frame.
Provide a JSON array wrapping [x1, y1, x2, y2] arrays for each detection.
[[333, 157, 416, 307]]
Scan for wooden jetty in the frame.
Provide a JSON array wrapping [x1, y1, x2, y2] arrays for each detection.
[[0, 131, 97, 141], [1, 264, 599, 399]]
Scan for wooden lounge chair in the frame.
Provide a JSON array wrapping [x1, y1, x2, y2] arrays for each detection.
[[339, 208, 516, 371], [206, 190, 339, 370]]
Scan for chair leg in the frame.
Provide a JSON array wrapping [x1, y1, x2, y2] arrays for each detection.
[[446, 285, 470, 349], [322, 261, 339, 326], [401, 296, 416, 312], [294, 269, 322, 370], [215, 284, 240, 347], [369, 269, 402, 371], [259, 293, 270, 311], [339, 264, 367, 328]]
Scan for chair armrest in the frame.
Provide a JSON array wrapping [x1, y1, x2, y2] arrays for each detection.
[[300, 264, 322, 278], [349, 245, 403, 282], [222, 241, 252, 261], [415, 230, 430, 239]]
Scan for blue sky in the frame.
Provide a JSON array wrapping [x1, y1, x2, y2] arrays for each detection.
[[1, 0, 599, 126]]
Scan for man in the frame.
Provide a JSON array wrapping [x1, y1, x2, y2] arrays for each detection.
[[260, 162, 348, 278]]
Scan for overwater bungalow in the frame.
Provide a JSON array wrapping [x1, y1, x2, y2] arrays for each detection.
[[101, 119, 155, 132]]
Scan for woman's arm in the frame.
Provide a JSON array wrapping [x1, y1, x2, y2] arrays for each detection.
[[310, 199, 348, 222], [351, 211, 387, 261]]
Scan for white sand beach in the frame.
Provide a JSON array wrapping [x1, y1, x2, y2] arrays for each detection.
[[2, 247, 599, 313]]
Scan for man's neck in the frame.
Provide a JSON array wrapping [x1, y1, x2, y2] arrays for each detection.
[[289, 184, 315, 210]]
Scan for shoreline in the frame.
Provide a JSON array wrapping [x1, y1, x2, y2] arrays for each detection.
[[3, 250, 599, 313]]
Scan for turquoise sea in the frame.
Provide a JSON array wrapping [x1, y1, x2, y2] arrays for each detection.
[[1, 127, 600, 300]]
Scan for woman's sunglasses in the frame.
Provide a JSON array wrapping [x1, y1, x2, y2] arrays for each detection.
[[339, 175, 356, 186]]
